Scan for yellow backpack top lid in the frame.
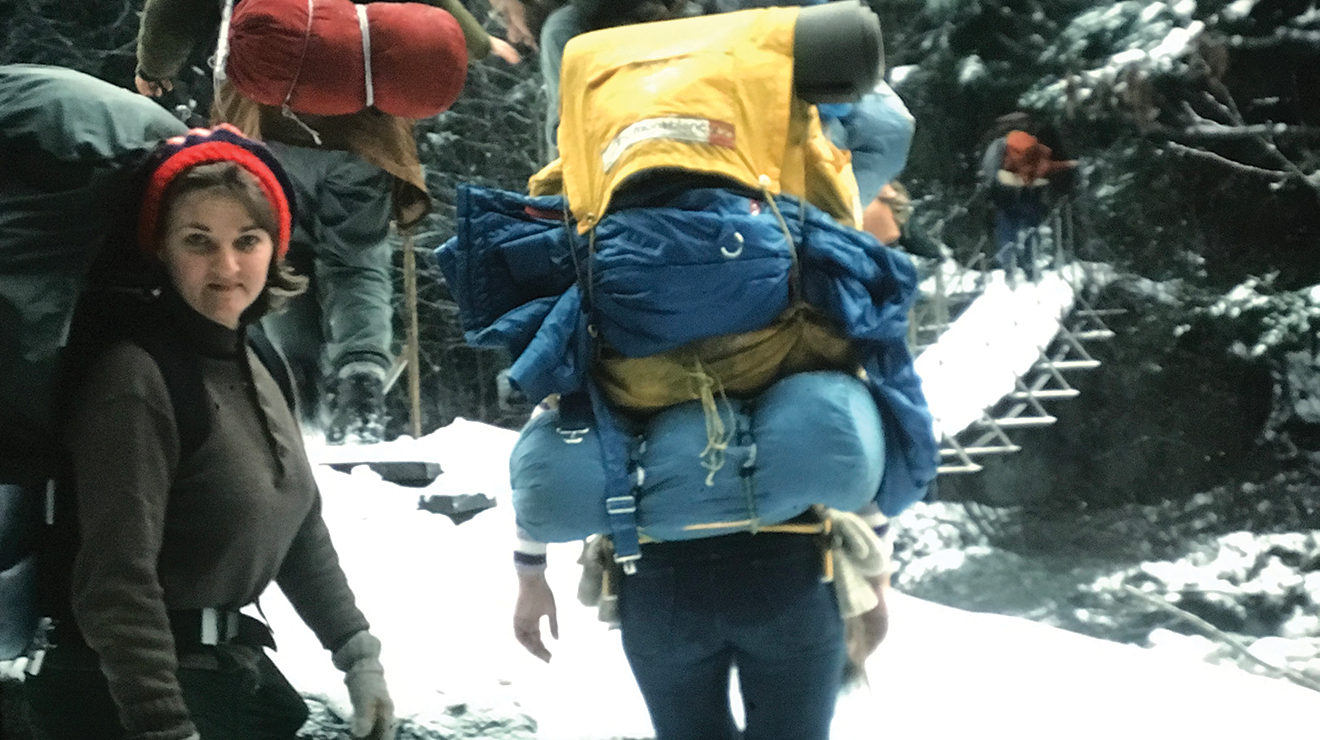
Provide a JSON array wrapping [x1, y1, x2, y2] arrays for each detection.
[[549, 5, 877, 231], [555, 7, 801, 231]]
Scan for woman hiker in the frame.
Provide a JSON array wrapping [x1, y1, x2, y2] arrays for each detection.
[[22, 126, 395, 740]]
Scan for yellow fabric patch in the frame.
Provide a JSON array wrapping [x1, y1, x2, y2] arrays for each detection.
[[556, 8, 800, 231]]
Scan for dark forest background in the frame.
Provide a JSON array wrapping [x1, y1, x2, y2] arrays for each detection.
[[6, 0, 1320, 513]]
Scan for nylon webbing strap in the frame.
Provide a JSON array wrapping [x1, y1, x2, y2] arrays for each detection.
[[587, 375, 640, 569], [213, 0, 235, 91], [286, 0, 316, 108], [355, 4, 374, 108]]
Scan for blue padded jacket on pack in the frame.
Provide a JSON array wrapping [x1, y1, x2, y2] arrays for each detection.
[[511, 371, 884, 543], [435, 184, 937, 555]]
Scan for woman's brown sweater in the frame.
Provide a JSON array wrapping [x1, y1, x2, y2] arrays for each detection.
[[66, 298, 367, 740]]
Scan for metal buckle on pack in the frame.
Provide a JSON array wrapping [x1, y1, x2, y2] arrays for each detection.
[[557, 425, 590, 444], [613, 552, 640, 575], [22, 617, 55, 677], [605, 495, 636, 516], [199, 608, 241, 646]]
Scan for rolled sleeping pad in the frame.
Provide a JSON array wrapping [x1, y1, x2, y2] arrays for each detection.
[[509, 370, 884, 543], [793, 0, 884, 104]]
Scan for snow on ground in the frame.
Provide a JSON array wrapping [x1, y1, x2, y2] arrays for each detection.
[[259, 420, 1320, 739]]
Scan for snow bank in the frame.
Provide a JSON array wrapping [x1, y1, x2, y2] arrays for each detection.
[[254, 421, 1320, 739]]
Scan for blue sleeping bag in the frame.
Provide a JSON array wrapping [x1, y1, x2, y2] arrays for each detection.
[[591, 189, 794, 358], [510, 370, 884, 542]]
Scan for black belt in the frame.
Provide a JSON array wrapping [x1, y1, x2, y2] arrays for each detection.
[[169, 609, 275, 651]]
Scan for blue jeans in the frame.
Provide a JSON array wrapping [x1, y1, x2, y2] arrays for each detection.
[[994, 189, 1045, 276], [619, 531, 845, 740]]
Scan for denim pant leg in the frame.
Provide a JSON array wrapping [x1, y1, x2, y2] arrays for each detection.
[[619, 565, 741, 740], [266, 142, 394, 375], [539, 4, 586, 160], [994, 208, 1022, 272], [733, 549, 845, 740], [620, 535, 844, 740]]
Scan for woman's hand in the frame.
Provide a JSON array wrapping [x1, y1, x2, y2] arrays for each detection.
[[849, 574, 890, 668], [488, 36, 523, 65], [514, 570, 558, 662], [135, 74, 173, 97], [332, 631, 397, 739], [490, 0, 537, 50]]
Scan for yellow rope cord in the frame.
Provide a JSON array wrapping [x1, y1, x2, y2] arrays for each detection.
[[682, 520, 827, 534]]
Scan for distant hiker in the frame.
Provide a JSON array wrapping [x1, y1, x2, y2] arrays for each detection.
[[982, 120, 1077, 284], [134, 0, 518, 444], [21, 126, 396, 740]]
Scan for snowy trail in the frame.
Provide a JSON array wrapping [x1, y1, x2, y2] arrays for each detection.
[[260, 422, 1320, 739]]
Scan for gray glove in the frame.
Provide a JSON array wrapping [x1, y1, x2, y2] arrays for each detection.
[[332, 631, 396, 739]]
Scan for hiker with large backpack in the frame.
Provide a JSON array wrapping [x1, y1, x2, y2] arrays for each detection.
[[981, 114, 1078, 285], [18, 125, 396, 740], [431, 5, 931, 737], [134, 0, 519, 444]]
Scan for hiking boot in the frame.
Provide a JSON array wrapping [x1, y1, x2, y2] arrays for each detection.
[[325, 366, 387, 445]]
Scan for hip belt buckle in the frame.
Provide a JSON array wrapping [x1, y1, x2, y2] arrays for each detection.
[[199, 608, 241, 646]]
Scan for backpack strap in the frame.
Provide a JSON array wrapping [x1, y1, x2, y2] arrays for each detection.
[[245, 324, 298, 417], [134, 334, 210, 463], [132, 324, 298, 464]]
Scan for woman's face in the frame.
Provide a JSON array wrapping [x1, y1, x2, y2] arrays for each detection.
[[159, 189, 273, 329]]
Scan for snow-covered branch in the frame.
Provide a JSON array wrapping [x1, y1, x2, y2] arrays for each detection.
[[1225, 27, 1320, 51], [1163, 141, 1290, 180]]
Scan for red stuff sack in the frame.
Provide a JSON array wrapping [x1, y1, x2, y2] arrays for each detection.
[[226, 0, 469, 119]]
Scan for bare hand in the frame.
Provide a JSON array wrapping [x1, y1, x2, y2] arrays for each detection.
[[849, 575, 890, 667], [488, 36, 523, 65], [490, 0, 537, 50], [135, 74, 173, 97], [514, 571, 558, 662]]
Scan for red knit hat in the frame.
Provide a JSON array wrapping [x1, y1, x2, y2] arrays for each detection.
[[138, 123, 295, 258]]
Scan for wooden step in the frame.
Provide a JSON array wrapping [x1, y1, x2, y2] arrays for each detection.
[[1072, 329, 1115, 340], [940, 443, 1022, 456], [1040, 359, 1101, 371], [1008, 389, 1080, 400], [986, 416, 1058, 428]]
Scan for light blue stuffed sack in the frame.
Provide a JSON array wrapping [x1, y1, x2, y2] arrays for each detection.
[[510, 370, 884, 543]]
